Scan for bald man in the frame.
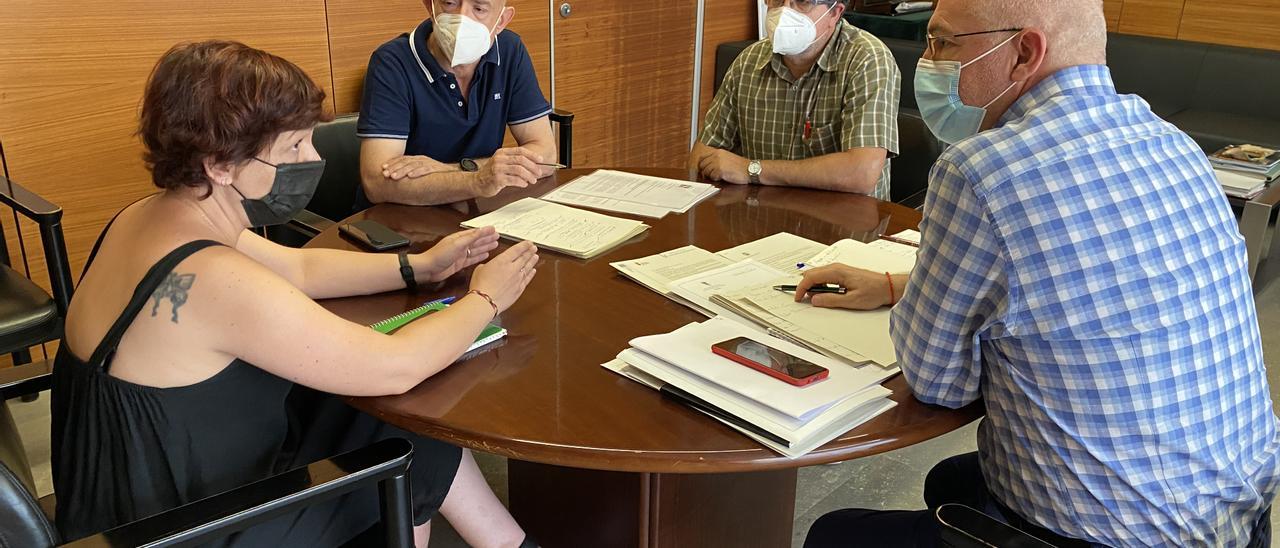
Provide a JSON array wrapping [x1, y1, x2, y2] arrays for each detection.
[[800, 1, 1278, 546]]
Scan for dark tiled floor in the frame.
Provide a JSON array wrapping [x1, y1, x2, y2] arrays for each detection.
[[13, 262, 1280, 547]]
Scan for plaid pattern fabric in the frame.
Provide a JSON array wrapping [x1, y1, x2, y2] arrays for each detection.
[[700, 20, 900, 200], [890, 65, 1280, 547]]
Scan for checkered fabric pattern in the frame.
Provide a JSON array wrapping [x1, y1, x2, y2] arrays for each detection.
[[890, 65, 1280, 546], [700, 20, 900, 200]]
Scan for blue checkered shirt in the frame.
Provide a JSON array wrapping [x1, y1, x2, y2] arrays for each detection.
[[889, 65, 1280, 546]]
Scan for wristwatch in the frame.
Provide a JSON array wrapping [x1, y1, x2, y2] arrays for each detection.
[[747, 159, 762, 185], [398, 251, 417, 291], [460, 158, 480, 172]]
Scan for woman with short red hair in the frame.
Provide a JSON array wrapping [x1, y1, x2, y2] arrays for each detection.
[[51, 40, 537, 547]]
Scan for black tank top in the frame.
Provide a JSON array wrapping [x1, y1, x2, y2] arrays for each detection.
[[50, 236, 295, 541]]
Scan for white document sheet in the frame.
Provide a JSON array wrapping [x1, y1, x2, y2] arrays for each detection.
[[461, 198, 648, 259], [610, 245, 734, 295], [805, 238, 917, 273], [717, 232, 827, 272], [539, 190, 673, 218], [667, 260, 790, 318], [541, 169, 719, 214], [890, 229, 922, 245], [627, 318, 896, 420]]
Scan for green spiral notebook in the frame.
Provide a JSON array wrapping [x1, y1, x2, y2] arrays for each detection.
[[370, 300, 507, 353]]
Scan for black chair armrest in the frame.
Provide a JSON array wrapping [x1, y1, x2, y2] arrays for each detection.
[[549, 109, 574, 168], [66, 437, 416, 548], [0, 360, 51, 401], [936, 504, 1058, 548], [0, 176, 74, 315], [288, 209, 336, 239], [0, 176, 60, 224], [896, 187, 928, 210]]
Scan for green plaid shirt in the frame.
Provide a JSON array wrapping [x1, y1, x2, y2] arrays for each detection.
[[700, 21, 900, 200]]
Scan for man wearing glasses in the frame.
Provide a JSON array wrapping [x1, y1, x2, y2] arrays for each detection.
[[801, 0, 1278, 546], [688, 0, 899, 198]]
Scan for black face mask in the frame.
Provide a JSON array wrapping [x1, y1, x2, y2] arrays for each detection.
[[233, 158, 326, 227]]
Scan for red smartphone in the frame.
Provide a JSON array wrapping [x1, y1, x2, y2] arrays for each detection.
[[711, 337, 829, 387]]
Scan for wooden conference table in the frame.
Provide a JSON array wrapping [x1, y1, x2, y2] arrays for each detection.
[[306, 168, 982, 547]]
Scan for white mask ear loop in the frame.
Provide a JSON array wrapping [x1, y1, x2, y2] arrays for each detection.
[[959, 31, 1023, 109], [959, 31, 1022, 70], [802, 3, 841, 50]]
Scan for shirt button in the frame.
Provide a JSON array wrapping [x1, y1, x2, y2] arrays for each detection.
[[450, 83, 456, 89], [457, 101, 464, 107]]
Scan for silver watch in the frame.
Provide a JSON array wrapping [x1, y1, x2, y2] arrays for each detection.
[[747, 159, 762, 185]]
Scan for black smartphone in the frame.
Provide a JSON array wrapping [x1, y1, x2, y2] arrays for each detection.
[[711, 337, 829, 386], [339, 220, 410, 251]]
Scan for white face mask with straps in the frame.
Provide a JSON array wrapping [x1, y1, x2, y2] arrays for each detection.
[[765, 2, 839, 56], [429, 1, 508, 67]]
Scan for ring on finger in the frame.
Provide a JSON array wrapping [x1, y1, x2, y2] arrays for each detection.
[[466, 248, 471, 258]]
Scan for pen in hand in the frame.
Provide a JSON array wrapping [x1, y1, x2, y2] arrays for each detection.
[[536, 162, 566, 169], [774, 284, 847, 295]]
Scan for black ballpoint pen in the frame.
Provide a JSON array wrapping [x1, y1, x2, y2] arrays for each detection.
[[773, 284, 847, 295]]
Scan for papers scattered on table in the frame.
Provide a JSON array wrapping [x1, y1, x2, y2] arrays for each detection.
[[610, 232, 822, 297], [540, 169, 719, 218], [717, 232, 828, 271], [462, 198, 649, 259], [603, 317, 897, 458]]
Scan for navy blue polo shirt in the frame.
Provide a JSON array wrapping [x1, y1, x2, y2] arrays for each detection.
[[357, 19, 552, 163]]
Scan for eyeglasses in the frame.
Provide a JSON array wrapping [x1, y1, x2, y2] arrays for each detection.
[[925, 28, 1022, 57], [763, 0, 838, 11]]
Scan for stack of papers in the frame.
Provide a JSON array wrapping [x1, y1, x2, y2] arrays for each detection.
[[1217, 168, 1269, 199], [541, 169, 719, 218], [462, 197, 649, 259], [603, 318, 897, 458]]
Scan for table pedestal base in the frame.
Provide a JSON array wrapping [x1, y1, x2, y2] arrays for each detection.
[[509, 460, 798, 548]]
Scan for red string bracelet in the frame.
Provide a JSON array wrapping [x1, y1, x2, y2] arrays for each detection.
[[885, 272, 896, 306]]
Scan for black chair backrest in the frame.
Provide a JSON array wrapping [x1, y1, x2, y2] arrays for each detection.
[[0, 459, 57, 547], [890, 109, 943, 204], [308, 115, 362, 222]]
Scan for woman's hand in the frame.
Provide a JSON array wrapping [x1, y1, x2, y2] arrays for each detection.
[[414, 227, 501, 283], [794, 264, 893, 310], [469, 241, 539, 312]]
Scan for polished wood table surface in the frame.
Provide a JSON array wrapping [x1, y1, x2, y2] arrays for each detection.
[[306, 168, 982, 547]]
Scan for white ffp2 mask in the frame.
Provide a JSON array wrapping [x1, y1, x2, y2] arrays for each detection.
[[430, 3, 504, 67], [765, 4, 837, 56]]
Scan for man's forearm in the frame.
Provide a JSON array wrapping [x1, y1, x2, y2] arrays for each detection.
[[363, 168, 482, 206], [759, 151, 885, 194]]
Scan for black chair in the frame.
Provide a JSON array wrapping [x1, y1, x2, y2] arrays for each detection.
[[0, 360, 418, 547], [890, 109, 943, 209], [267, 109, 576, 247], [0, 140, 74, 369], [937, 504, 1060, 548]]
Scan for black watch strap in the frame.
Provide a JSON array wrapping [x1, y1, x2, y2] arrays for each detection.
[[398, 252, 417, 291]]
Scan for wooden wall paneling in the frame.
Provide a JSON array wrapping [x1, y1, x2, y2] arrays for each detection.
[[697, 0, 758, 130], [1117, 0, 1187, 38], [1103, 0, 1124, 32], [326, 0, 428, 115], [554, 1, 699, 169], [1179, 0, 1280, 51], [0, 1, 335, 301]]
